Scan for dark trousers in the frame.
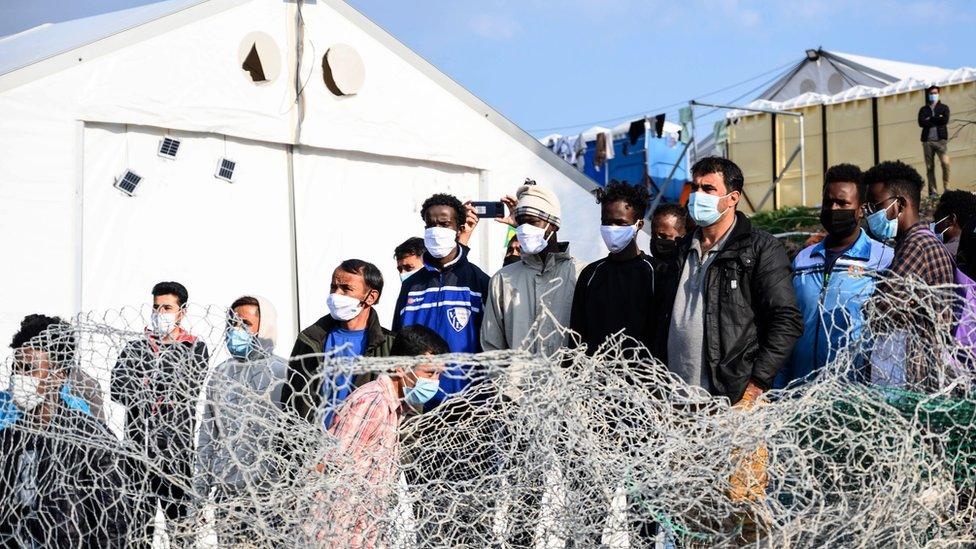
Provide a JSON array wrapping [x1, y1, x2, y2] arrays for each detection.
[[124, 458, 191, 547]]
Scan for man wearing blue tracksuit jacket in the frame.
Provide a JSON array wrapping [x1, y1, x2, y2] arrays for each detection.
[[775, 164, 893, 389], [393, 193, 490, 407]]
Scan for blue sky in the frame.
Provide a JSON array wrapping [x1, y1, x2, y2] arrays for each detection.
[[2, 0, 974, 136]]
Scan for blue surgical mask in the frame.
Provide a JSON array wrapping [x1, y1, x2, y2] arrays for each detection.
[[929, 94, 939, 103], [688, 191, 731, 227], [929, 216, 949, 242], [404, 376, 439, 406], [226, 328, 253, 358], [867, 201, 898, 241]]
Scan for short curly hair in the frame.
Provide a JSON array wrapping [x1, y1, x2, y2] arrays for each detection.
[[10, 314, 76, 369], [936, 190, 976, 228], [824, 163, 865, 203], [653, 202, 694, 233], [596, 180, 651, 220], [862, 160, 923, 209], [420, 193, 466, 230]]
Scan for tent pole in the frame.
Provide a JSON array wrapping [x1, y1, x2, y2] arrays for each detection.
[[73, 120, 85, 315], [286, 145, 301, 335], [799, 113, 806, 206]]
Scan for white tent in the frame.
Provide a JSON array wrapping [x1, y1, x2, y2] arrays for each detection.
[[757, 48, 956, 102], [0, 0, 603, 355]]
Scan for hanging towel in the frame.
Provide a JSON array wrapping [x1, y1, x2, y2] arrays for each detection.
[[654, 114, 666, 138], [628, 119, 645, 146], [595, 132, 608, 167], [679, 106, 693, 144]]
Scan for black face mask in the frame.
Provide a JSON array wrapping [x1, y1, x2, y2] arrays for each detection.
[[820, 208, 859, 239], [503, 254, 521, 266], [651, 237, 677, 258]]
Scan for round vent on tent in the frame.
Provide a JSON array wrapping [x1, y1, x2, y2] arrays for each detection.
[[827, 73, 845, 94], [323, 44, 365, 96], [238, 32, 281, 84], [799, 78, 817, 94]]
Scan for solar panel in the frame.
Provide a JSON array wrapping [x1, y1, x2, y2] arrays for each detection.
[[158, 137, 180, 159], [214, 158, 236, 182], [114, 171, 142, 196]]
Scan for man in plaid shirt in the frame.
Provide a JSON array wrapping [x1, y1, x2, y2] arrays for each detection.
[[310, 325, 447, 548], [863, 161, 955, 389]]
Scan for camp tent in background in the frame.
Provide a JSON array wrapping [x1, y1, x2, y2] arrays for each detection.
[[0, 0, 604, 356], [724, 49, 976, 212]]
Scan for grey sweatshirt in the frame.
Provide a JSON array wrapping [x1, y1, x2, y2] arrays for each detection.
[[195, 296, 288, 498]]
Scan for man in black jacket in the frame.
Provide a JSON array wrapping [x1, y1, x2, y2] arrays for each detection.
[[656, 157, 802, 405], [111, 281, 209, 546], [918, 85, 951, 196], [283, 259, 395, 426], [2, 317, 127, 547]]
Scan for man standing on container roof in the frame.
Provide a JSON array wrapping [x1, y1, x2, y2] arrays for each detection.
[[918, 84, 951, 197]]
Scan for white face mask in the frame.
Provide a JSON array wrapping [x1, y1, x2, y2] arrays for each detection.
[[424, 227, 458, 259], [151, 311, 179, 336], [516, 223, 551, 255], [327, 292, 364, 322], [400, 269, 420, 282], [600, 224, 639, 253], [10, 374, 44, 412]]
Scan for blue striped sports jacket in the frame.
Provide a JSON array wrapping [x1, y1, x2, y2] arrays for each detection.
[[393, 245, 490, 406]]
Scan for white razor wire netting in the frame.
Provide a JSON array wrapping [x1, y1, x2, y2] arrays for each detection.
[[0, 276, 975, 548]]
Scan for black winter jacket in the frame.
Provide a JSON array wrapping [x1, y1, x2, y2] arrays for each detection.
[[918, 102, 949, 142], [654, 212, 803, 403], [283, 308, 395, 423], [0, 405, 129, 547], [111, 332, 209, 490]]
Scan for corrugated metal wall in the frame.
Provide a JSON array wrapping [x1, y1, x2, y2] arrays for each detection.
[[728, 80, 976, 211]]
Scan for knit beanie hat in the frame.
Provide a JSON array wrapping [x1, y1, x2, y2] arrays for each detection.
[[514, 181, 561, 228]]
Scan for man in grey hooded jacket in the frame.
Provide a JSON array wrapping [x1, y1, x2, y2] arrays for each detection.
[[195, 295, 288, 542]]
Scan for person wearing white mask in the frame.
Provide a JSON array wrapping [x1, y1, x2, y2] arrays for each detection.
[[285, 260, 395, 425], [570, 180, 660, 359], [111, 280, 209, 545], [482, 181, 583, 358], [655, 157, 802, 407], [196, 295, 287, 542], [1, 317, 128, 547], [392, 193, 489, 409]]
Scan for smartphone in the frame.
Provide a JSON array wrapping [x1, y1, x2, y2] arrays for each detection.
[[471, 201, 505, 218]]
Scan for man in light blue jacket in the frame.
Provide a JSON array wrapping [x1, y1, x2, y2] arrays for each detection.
[[776, 164, 893, 389]]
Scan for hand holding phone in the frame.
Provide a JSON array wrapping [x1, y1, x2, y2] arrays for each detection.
[[471, 201, 505, 219]]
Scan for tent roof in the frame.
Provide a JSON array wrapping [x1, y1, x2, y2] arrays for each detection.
[[0, 0, 597, 193], [0, 0, 207, 77], [757, 49, 957, 102]]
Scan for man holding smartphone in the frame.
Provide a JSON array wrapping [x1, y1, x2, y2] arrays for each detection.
[[481, 181, 583, 357]]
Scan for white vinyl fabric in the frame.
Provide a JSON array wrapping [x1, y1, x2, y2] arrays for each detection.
[[0, 0, 605, 359]]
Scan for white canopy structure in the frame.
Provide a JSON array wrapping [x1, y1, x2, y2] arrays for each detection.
[[0, 0, 603, 354]]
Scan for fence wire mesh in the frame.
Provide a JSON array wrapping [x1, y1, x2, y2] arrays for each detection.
[[1, 275, 975, 548]]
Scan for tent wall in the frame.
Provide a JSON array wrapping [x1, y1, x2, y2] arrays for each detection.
[[826, 99, 875, 173], [775, 105, 822, 208], [728, 114, 773, 214], [80, 123, 297, 347], [728, 79, 976, 211], [292, 148, 481, 329], [0, 0, 603, 358]]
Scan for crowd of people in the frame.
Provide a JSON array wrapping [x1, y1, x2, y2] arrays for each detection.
[[1, 151, 974, 546]]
